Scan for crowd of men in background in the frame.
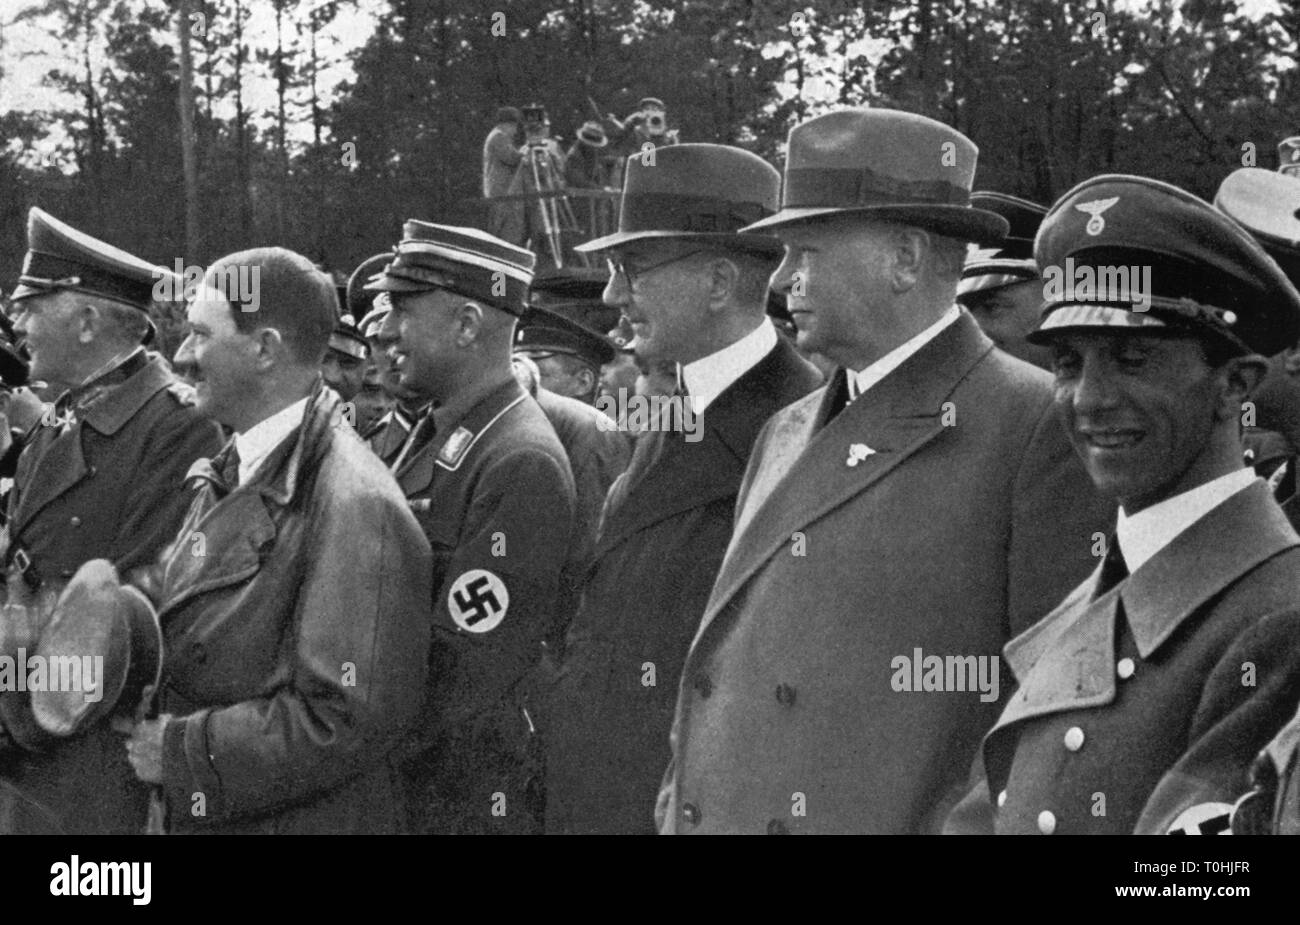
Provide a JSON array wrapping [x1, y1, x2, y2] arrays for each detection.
[[3, 102, 1300, 835]]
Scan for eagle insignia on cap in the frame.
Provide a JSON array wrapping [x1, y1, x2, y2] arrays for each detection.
[[1075, 197, 1119, 236]]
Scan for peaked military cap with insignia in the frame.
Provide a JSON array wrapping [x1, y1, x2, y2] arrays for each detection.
[[529, 268, 620, 341], [1028, 174, 1300, 356], [10, 207, 178, 311], [515, 306, 617, 368], [1215, 168, 1300, 288], [364, 221, 535, 315], [957, 193, 1047, 303], [329, 314, 369, 360]]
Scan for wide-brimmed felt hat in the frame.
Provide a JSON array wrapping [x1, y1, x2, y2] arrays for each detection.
[[577, 121, 608, 148], [575, 143, 783, 255], [740, 108, 1008, 246], [27, 559, 162, 737]]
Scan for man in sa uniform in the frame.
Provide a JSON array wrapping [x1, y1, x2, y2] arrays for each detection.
[[944, 175, 1300, 835], [0, 208, 224, 834], [369, 222, 577, 834]]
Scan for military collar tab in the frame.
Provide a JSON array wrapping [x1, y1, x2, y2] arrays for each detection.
[[434, 379, 528, 472]]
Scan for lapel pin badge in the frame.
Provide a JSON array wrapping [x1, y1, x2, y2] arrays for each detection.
[[846, 443, 876, 467]]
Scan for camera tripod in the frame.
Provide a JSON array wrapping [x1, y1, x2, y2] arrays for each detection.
[[524, 142, 581, 269]]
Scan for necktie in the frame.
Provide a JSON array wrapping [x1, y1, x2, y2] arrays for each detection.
[[219, 444, 242, 491], [1092, 535, 1129, 599]]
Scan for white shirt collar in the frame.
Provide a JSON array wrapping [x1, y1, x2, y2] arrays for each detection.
[[1116, 467, 1259, 573], [234, 397, 309, 485], [847, 304, 961, 401], [680, 317, 777, 414]]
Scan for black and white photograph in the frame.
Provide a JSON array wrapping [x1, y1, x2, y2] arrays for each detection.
[[0, 0, 1298, 902]]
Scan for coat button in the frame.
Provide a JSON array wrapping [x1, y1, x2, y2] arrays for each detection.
[[766, 819, 789, 835], [682, 802, 701, 826], [69, 516, 81, 527], [997, 789, 1007, 808], [1116, 657, 1135, 680], [1063, 726, 1085, 752], [774, 683, 796, 706], [694, 675, 713, 698], [1037, 810, 1057, 835]]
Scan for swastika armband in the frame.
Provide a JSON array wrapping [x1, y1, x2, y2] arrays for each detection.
[[447, 569, 509, 633]]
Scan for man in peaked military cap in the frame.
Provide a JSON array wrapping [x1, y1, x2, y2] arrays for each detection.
[[344, 255, 423, 465], [544, 143, 822, 835], [657, 109, 1109, 835], [0, 207, 224, 834], [957, 192, 1052, 370], [368, 221, 577, 834], [321, 312, 369, 404], [515, 306, 615, 405], [944, 174, 1300, 835]]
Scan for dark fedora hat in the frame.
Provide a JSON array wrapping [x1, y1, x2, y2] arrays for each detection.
[[28, 559, 162, 737], [575, 143, 783, 254], [1215, 168, 1300, 289], [741, 108, 1009, 246]]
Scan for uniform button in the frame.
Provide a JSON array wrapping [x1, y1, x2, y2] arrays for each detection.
[[69, 516, 81, 527], [1064, 726, 1085, 752], [774, 683, 796, 706], [694, 675, 713, 698], [766, 819, 789, 835], [1116, 657, 1136, 680], [1037, 810, 1057, 835], [997, 789, 1007, 808], [681, 802, 701, 826]]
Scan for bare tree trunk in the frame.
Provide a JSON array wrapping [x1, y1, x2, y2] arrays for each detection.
[[233, 0, 253, 234], [177, 0, 201, 261]]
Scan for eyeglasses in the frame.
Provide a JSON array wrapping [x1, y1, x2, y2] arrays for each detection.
[[606, 250, 708, 288]]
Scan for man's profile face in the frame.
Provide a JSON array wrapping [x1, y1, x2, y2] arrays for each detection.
[[769, 219, 894, 367], [351, 359, 392, 433], [965, 279, 1053, 370], [10, 291, 81, 388], [321, 348, 365, 401], [174, 284, 259, 428], [1049, 331, 1227, 513], [601, 242, 708, 365], [381, 289, 460, 405]]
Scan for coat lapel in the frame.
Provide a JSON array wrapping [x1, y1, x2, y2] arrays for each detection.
[[696, 312, 993, 645], [596, 339, 807, 554], [992, 479, 1298, 734], [157, 385, 335, 618], [394, 380, 528, 500]]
